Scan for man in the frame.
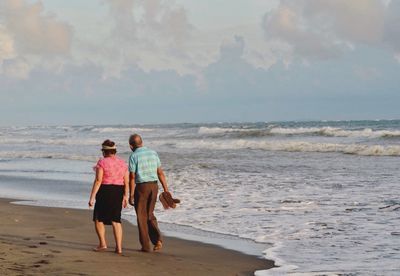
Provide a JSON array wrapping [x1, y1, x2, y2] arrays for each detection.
[[128, 134, 169, 252]]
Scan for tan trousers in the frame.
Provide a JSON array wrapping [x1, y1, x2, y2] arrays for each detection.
[[134, 182, 162, 251]]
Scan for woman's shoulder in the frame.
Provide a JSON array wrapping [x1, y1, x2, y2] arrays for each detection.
[[115, 156, 128, 166], [95, 157, 104, 163], [93, 157, 105, 171]]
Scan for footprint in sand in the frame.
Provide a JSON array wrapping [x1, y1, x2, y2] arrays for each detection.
[[35, 260, 50, 265], [50, 250, 61, 254], [28, 245, 38, 248], [39, 242, 48, 245], [11, 263, 25, 271], [8, 267, 24, 272], [23, 238, 31, 241], [21, 251, 35, 255]]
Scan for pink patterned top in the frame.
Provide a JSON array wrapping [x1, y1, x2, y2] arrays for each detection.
[[94, 156, 128, 185]]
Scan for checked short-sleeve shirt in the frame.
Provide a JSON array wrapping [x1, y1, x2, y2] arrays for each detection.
[[128, 147, 161, 183]]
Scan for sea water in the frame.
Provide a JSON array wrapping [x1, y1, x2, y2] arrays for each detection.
[[0, 121, 400, 275]]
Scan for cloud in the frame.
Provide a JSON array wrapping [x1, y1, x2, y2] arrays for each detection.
[[105, 0, 136, 42], [384, 0, 400, 54], [0, 0, 72, 78], [2, 57, 31, 79], [353, 66, 381, 80], [220, 36, 245, 61], [0, 0, 72, 55], [99, 0, 195, 76], [262, 0, 391, 60], [2, 40, 400, 124], [0, 26, 16, 62]]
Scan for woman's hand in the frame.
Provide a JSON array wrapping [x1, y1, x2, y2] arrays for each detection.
[[88, 197, 95, 208], [122, 196, 128, 208]]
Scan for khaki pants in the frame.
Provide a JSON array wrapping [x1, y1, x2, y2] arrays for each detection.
[[134, 182, 162, 251]]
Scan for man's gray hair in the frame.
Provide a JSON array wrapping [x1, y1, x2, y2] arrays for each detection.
[[129, 134, 143, 147]]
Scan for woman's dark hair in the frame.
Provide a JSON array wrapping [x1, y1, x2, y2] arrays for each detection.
[[102, 139, 117, 156]]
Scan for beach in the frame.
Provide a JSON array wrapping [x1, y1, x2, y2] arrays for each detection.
[[0, 198, 274, 276]]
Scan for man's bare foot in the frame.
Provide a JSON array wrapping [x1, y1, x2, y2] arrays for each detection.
[[153, 241, 162, 251]]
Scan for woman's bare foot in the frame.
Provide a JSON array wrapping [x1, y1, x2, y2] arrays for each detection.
[[93, 246, 107, 252]]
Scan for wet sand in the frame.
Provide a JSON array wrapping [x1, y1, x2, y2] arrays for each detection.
[[0, 198, 274, 275]]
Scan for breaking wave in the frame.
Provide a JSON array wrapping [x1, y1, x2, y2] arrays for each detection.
[[90, 127, 154, 133], [176, 140, 400, 156], [0, 137, 99, 146], [198, 126, 400, 139], [0, 151, 97, 162]]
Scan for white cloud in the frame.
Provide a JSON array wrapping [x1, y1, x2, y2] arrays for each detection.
[[0, 0, 72, 78], [97, 0, 276, 77], [97, 0, 196, 76], [262, 0, 391, 60], [384, 0, 400, 54], [354, 66, 381, 80], [2, 57, 31, 79], [220, 36, 245, 61], [0, 27, 16, 62], [0, 0, 72, 55]]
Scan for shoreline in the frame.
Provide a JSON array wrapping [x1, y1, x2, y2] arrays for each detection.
[[9, 195, 271, 257], [0, 198, 275, 275]]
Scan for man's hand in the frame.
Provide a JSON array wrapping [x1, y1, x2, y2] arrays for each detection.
[[129, 195, 135, 206]]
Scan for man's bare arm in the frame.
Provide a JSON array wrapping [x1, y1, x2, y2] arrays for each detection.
[[157, 167, 169, 192], [129, 172, 136, 206]]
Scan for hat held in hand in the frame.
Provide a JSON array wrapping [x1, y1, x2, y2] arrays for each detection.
[[159, 191, 181, 209]]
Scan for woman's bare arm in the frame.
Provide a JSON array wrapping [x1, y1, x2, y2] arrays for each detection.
[[89, 168, 103, 207]]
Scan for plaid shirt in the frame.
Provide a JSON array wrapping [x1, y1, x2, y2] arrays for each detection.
[[128, 147, 161, 183]]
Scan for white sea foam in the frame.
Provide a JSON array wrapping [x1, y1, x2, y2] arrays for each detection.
[[198, 126, 257, 134], [175, 139, 400, 156], [270, 127, 400, 138], [0, 151, 97, 162], [0, 137, 100, 146], [91, 127, 154, 133], [255, 242, 298, 275], [198, 126, 400, 139]]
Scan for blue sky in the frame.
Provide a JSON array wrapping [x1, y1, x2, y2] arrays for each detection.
[[1, 0, 399, 125]]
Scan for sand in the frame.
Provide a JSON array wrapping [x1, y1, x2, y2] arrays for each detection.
[[0, 198, 274, 275]]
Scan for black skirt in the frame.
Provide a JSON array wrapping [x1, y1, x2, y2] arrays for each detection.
[[93, 184, 124, 225]]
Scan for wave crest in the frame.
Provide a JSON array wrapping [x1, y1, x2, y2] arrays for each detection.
[[0, 151, 97, 162], [198, 126, 400, 139], [177, 140, 400, 156]]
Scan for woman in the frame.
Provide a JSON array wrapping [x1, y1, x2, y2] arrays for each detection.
[[89, 139, 128, 254]]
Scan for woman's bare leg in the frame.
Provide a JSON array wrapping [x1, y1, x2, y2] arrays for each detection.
[[112, 222, 123, 253], [94, 220, 107, 250]]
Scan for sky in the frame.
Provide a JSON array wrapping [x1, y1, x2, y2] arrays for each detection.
[[1, 0, 400, 125]]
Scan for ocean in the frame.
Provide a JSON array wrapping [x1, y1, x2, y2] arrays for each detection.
[[0, 120, 399, 275]]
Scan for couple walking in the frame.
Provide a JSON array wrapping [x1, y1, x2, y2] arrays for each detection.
[[88, 134, 169, 254]]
